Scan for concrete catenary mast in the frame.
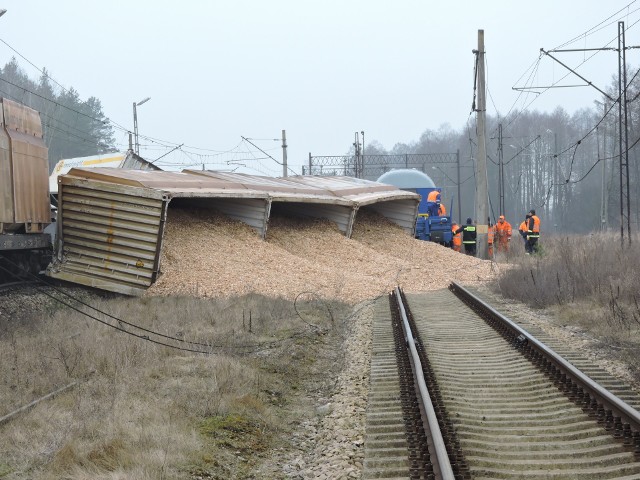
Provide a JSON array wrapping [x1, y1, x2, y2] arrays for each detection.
[[474, 29, 490, 259]]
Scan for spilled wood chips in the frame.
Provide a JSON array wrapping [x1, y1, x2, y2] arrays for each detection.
[[146, 208, 494, 304]]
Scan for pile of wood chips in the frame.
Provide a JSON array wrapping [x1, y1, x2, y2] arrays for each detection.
[[146, 208, 494, 304]]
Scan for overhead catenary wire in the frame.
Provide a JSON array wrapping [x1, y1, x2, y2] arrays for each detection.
[[549, 67, 637, 161], [504, 5, 640, 138], [0, 256, 327, 354], [553, 1, 640, 50], [502, 63, 639, 188], [241, 136, 296, 176], [0, 262, 212, 355], [0, 255, 214, 348], [0, 70, 254, 158], [0, 72, 279, 172]]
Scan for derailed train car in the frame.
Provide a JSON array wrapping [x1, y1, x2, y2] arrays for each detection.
[[0, 98, 422, 293], [0, 98, 160, 282], [0, 98, 52, 280]]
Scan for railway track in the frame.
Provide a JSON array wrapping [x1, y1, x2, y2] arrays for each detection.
[[0, 280, 37, 294], [364, 284, 640, 479]]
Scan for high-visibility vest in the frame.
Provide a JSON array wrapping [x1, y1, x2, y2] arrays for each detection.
[[487, 226, 494, 245], [451, 225, 462, 247], [519, 221, 527, 233], [438, 204, 446, 216], [528, 215, 540, 237], [462, 225, 476, 244], [427, 190, 440, 203]]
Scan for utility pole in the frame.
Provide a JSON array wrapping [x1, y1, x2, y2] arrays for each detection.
[[618, 21, 631, 245], [497, 124, 504, 216], [353, 132, 361, 178], [133, 102, 139, 155], [281, 130, 288, 177], [456, 149, 462, 223], [133, 96, 151, 156], [361, 131, 365, 179], [597, 101, 608, 231], [554, 132, 559, 230], [474, 30, 489, 259]]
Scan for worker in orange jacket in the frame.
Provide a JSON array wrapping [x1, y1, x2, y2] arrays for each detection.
[[426, 190, 446, 216], [518, 214, 530, 248], [451, 222, 462, 252], [525, 209, 541, 254], [494, 215, 512, 253]]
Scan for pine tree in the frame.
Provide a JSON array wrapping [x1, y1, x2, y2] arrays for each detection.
[[0, 57, 117, 170]]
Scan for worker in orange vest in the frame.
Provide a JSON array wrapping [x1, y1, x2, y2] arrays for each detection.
[[525, 209, 541, 254], [426, 190, 446, 216], [487, 218, 494, 257], [451, 222, 462, 252], [518, 214, 530, 248], [494, 215, 512, 253]]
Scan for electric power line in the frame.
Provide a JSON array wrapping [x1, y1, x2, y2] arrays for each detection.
[[0, 257, 327, 355]]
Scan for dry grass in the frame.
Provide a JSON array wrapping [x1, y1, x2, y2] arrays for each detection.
[[0, 291, 349, 479], [496, 232, 640, 379]]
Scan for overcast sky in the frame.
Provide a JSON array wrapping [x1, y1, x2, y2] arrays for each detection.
[[1, 0, 637, 175]]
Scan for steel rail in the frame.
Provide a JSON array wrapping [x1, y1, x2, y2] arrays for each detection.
[[450, 281, 640, 439], [0, 280, 36, 292], [394, 287, 455, 480]]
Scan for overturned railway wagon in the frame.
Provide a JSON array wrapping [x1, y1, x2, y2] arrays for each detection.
[[47, 168, 419, 295]]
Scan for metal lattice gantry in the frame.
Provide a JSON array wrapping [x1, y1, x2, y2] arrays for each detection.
[[307, 151, 463, 222], [306, 153, 459, 180]]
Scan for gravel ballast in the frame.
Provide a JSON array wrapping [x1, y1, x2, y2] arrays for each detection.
[[146, 207, 495, 478]]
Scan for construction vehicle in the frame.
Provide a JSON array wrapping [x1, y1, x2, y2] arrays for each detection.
[[377, 169, 452, 245]]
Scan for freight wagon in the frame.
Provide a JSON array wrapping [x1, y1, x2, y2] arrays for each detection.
[[0, 98, 52, 280]]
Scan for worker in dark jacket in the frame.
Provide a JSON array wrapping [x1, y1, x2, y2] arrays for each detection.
[[454, 217, 477, 256], [525, 209, 541, 254]]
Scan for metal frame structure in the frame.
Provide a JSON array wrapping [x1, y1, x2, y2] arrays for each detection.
[[618, 21, 631, 245], [535, 21, 637, 244], [307, 152, 459, 179], [307, 152, 463, 222]]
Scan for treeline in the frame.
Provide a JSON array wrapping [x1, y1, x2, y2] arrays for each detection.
[[0, 58, 116, 170], [364, 72, 640, 234]]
